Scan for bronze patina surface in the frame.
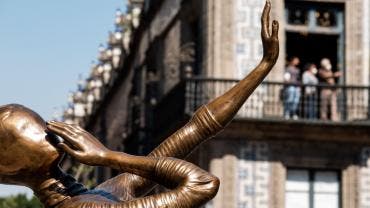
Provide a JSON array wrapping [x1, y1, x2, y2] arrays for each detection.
[[0, 1, 278, 207]]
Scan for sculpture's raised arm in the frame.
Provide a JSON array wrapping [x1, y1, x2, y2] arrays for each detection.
[[47, 121, 219, 208], [96, 0, 279, 199]]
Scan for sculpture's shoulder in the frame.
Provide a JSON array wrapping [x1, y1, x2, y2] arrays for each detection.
[[56, 194, 118, 208]]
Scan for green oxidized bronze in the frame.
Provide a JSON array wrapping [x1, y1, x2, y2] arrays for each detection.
[[0, 1, 278, 207]]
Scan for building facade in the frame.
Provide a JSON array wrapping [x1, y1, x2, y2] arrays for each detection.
[[63, 0, 370, 207]]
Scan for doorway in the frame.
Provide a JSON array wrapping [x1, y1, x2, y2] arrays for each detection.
[[286, 32, 340, 72]]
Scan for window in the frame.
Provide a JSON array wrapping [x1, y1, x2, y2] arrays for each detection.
[[285, 169, 340, 208], [287, 7, 309, 25], [316, 10, 337, 27], [285, 1, 344, 29]]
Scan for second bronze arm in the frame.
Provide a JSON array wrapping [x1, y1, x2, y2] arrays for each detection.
[[47, 122, 219, 208]]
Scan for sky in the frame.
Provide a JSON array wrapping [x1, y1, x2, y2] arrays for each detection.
[[0, 0, 126, 198]]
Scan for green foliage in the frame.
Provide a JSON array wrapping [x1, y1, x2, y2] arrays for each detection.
[[0, 194, 42, 208], [71, 164, 97, 188]]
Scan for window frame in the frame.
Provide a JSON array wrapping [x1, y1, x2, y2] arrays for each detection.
[[284, 1, 344, 34], [285, 168, 342, 208]]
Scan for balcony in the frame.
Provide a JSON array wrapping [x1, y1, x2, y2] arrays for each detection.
[[146, 77, 370, 147], [184, 77, 370, 122]]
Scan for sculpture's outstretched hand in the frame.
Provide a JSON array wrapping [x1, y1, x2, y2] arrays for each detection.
[[206, 0, 279, 126], [261, 0, 279, 62], [46, 121, 110, 166]]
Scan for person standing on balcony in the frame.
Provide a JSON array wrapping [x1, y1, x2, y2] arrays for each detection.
[[302, 63, 319, 119], [283, 56, 301, 119], [318, 58, 341, 121]]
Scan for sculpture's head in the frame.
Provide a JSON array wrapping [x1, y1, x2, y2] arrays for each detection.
[[0, 104, 63, 187]]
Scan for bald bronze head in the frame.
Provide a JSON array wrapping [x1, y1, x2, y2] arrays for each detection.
[[0, 104, 63, 187]]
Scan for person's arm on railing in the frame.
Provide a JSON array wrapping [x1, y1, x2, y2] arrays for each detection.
[[96, 0, 279, 199], [319, 70, 331, 79]]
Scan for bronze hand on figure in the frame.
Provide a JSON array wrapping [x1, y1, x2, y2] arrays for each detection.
[[0, 1, 278, 208], [46, 121, 220, 208]]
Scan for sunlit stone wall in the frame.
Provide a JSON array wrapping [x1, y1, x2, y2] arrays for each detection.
[[360, 147, 370, 208]]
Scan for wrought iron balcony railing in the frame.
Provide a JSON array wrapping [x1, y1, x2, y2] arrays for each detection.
[[184, 77, 370, 122]]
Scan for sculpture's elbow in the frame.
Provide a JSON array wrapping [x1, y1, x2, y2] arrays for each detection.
[[194, 174, 220, 200], [207, 175, 220, 199]]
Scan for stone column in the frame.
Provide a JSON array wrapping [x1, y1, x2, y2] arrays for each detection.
[[359, 147, 370, 208], [204, 0, 235, 78], [162, 21, 181, 95], [363, 0, 370, 86], [346, 0, 369, 86], [345, 0, 369, 120], [208, 158, 225, 208], [269, 162, 286, 208], [342, 165, 359, 208], [209, 155, 238, 208]]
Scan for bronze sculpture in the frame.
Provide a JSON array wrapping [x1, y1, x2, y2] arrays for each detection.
[[0, 1, 279, 207]]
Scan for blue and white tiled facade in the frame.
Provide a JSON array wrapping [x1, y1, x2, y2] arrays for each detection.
[[237, 142, 270, 208], [234, 0, 264, 79]]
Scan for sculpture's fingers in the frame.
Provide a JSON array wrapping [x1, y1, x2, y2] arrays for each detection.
[[46, 124, 82, 149], [46, 122, 74, 137], [51, 121, 82, 134], [57, 143, 83, 159], [272, 20, 279, 39], [48, 121, 77, 134], [261, 0, 271, 38], [71, 124, 85, 131]]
